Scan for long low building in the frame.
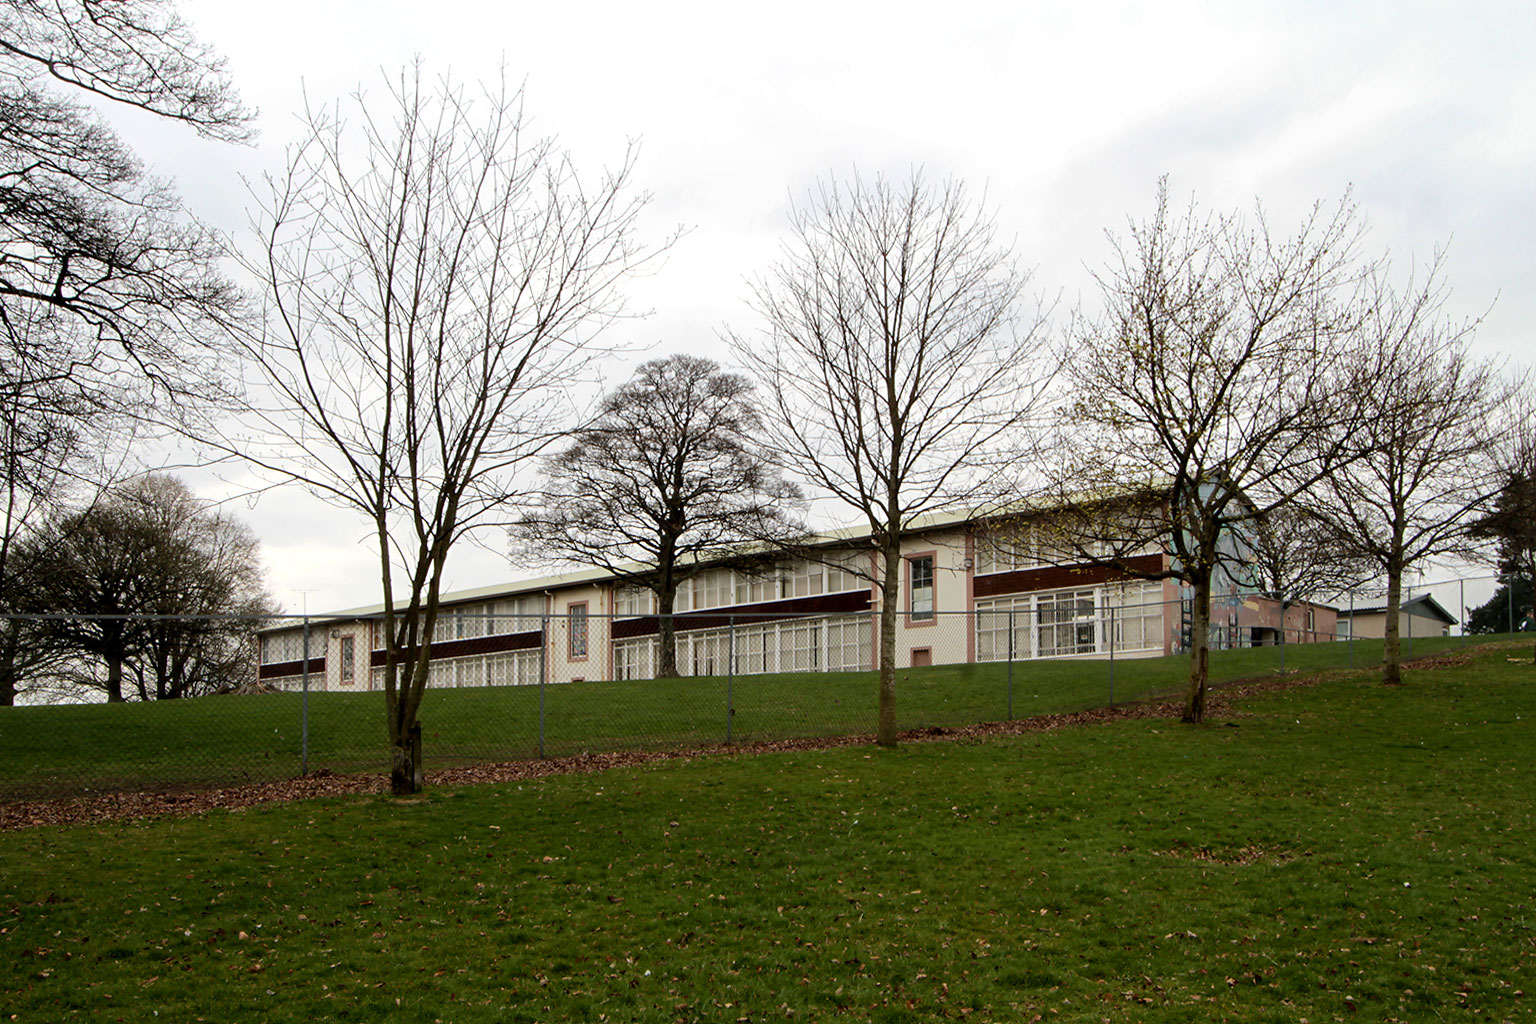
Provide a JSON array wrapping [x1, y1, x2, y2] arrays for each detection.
[[256, 513, 1337, 692]]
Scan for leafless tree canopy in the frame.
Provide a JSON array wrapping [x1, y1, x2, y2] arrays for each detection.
[[234, 66, 666, 792], [0, 0, 250, 408], [0, 0, 251, 138], [1246, 504, 1374, 608], [1302, 263, 1508, 681], [732, 169, 1052, 745], [13, 474, 274, 704], [1472, 388, 1536, 655], [519, 354, 803, 676], [1055, 178, 1371, 722]]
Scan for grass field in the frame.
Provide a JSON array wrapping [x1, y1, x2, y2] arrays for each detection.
[[0, 640, 1531, 1021], [0, 634, 1484, 801]]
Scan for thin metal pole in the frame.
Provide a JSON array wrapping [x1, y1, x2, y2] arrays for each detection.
[[1108, 602, 1115, 707], [1509, 575, 1515, 635], [300, 614, 311, 777], [1006, 607, 1014, 721], [1406, 580, 1414, 659], [1459, 577, 1466, 641], [1348, 590, 1355, 668], [538, 613, 548, 758], [1278, 608, 1285, 675], [727, 616, 735, 745]]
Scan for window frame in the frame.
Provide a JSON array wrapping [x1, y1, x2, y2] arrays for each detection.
[[567, 602, 589, 660], [907, 551, 936, 625]]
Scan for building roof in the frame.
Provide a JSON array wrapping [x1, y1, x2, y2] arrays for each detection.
[[1337, 592, 1458, 626], [266, 505, 987, 628]]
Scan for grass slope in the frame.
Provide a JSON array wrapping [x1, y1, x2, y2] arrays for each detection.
[[0, 635, 1475, 801], [1, 643, 1531, 1022]]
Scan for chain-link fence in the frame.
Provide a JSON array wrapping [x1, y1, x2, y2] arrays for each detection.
[[0, 572, 1523, 802]]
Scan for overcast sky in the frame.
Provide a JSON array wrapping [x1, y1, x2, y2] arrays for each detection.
[[135, 0, 1534, 613]]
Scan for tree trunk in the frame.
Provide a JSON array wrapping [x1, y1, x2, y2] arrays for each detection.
[[386, 655, 428, 795], [1382, 567, 1403, 685], [391, 721, 424, 795], [1182, 578, 1211, 724], [0, 632, 17, 706], [106, 655, 125, 703], [657, 585, 679, 678], [877, 541, 900, 747]]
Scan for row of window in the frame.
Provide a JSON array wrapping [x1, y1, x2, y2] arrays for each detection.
[[973, 525, 1077, 575], [361, 650, 544, 690], [615, 560, 867, 616], [262, 553, 938, 668], [265, 582, 1170, 692], [612, 616, 872, 679], [974, 582, 1166, 660]]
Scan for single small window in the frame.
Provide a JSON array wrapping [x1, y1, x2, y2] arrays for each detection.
[[340, 636, 355, 683], [909, 555, 934, 622], [569, 604, 589, 658]]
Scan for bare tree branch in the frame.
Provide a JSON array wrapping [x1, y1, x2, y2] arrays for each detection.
[[516, 354, 805, 676], [731, 168, 1053, 746], [223, 65, 669, 793], [1048, 178, 1372, 722]]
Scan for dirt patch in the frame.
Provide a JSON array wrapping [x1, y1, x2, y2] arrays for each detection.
[[1154, 842, 1304, 866]]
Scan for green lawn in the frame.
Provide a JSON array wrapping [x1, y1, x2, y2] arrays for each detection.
[[0, 641, 1530, 1021], [0, 633, 1484, 801]]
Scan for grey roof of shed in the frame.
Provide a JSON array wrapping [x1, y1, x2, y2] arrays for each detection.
[[1337, 592, 1458, 626]]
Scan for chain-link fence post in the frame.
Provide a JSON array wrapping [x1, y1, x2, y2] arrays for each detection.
[[1108, 603, 1115, 707], [538, 613, 548, 758], [1407, 580, 1414, 659], [1006, 607, 1014, 720], [300, 614, 311, 776], [1460, 577, 1466, 642], [726, 616, 735, 745], [1279, 614, 1285, 675], [1348, 590, 1355, 668]]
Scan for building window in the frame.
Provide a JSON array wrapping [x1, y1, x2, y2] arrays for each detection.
[[1037, 590, 1097, 657], [490, 596, 544, 635], [909, 555, 934, 622], [736, 570, 784, 605], [975, 525, 1036, 575], [340, 636, 355, 683], [260, 631, 307, 665], [615, 586, 655, 618], [568, 603, 588, 658], [685, 570, 735, 611]]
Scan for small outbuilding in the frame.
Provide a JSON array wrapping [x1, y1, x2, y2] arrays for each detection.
[[1336, 593, 1458, 640]]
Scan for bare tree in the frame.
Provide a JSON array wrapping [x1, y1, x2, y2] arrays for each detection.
[[518, 355, 803, 677], [1052, 179, 1369, 723], [1247, 504, 1375, 615], [228, 68, 664, 793], [1304, 266, 1507, 683], [0, 312, 136, 704], [731, 170, 1051, 746], [1472, 388, 1536, 657], [0, 2, 251, 687], [20, 474, 274, 702], [0, 0, 251, 409]]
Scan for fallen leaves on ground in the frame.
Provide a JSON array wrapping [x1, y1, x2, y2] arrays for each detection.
[[0, 649, 1490, 832]]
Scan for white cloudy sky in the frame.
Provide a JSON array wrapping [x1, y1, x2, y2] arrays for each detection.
[[128, 0, 1534, 613]]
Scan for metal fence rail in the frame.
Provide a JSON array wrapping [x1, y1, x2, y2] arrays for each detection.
[[0, 574, 1522, 802]]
